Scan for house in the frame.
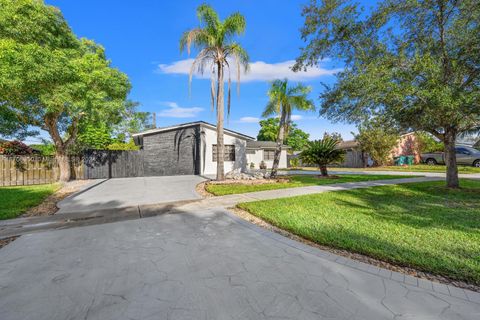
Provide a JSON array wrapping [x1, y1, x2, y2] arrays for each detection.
[[336, 132, 421, 167], [132, 121, 288, 176], [245, 141, 289, 169], [336, 140, 366, 168], [391, 132, 421, 163]]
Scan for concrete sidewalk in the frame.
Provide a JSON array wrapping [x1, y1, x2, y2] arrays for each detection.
[[282, 169, 480, 179], [180, 176, 443, 210], [0, 176, 441, 238]]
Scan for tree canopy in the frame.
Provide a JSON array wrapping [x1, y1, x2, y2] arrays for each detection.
[[354, 119, 400, 166], [294, 0, 480, 187], [257, 118, 310, 152], [0, 0, 133, 180]]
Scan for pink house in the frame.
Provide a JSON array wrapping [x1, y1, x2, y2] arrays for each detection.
[[391, 132, 421, 164]]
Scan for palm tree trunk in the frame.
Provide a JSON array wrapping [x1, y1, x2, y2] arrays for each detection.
[[270, 109, 286, 178], [216, 62, 225, 181], [444, 129, 459, 188]]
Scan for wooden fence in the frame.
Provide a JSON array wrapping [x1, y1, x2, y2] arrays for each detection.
[[0, 155, 83, 186]]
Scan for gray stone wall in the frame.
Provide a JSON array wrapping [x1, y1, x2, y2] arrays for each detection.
[[142, 126, 200, 176]]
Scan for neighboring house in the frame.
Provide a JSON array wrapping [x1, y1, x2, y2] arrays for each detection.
[[132, 121, 288, 176], [391, 132, 421, 163], [336, 140, 366, 168], [245, 141, 289, 169], [337, 133, 421, 167]]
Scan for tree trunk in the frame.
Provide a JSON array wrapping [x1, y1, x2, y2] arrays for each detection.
[[444, 130, 459, 188], [44, 113, 77, 183], [56, 148, 71, 182], [319, 165, 328, 176], [216, 62, 225, 181], [270, 109, 286, 179]]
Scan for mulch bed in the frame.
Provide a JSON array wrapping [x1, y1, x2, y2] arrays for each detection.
[[22, 180, 91, 217], [231, 207, 480, 293], [198, 178, 291, 197], [0, 236, 19, 249], [196, 182, 214, 198]]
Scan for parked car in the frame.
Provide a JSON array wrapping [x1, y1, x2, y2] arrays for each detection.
[[421, 146, 480, 167]]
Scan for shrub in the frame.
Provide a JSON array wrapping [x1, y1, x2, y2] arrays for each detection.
[[0, 141, 33, 155], [415, 132, 444, 153], [289, 157, 299, 168], [29, 143, 56, 156], [300, 137, 345, 176], [106, 139, 139, 151], [355, 120, 399, 166]]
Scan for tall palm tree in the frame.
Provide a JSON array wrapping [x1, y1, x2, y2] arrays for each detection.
[[180, 4, 249, 181], [263, 79, 315, 178]]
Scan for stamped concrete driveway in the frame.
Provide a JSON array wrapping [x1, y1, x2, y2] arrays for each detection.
[[57, 175, 206, 213], [0, 208, 479, 320]]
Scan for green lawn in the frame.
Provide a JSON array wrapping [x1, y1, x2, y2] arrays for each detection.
[[238, 179, 480, 284], [0, 184, 60, 220], [205, 174, 416, 196], [292, 164, 480, 174]]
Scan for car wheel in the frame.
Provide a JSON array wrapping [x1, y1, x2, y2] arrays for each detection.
[[473, 160, 480, 168], [426, 158, 437, 165]]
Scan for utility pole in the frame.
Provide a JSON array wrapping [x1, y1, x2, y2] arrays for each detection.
[[152, 112, 156, 128]]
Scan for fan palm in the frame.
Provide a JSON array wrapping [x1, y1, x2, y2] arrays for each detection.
[[180, 4, 249, 181], [299, 137, 345, 176], [262, 79, 315, 178]]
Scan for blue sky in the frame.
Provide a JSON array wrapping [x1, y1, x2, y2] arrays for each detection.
[[42, 0, 369, 141]]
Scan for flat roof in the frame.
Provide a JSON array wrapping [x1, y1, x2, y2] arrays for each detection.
[[133, 121, 255, 140]]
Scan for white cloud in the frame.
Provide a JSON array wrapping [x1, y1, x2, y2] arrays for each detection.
[[158, 59, 341, 82], [157, 101, 203, 118], [290, 115, 303, 121], [237, 116, 260, 123]]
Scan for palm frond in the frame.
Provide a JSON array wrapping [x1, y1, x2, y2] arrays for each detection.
[[299, 137, 345, 168], [262, 100, 279, 118], [189, 48, 214, 95], [210, 64, 216, 111], [223, 12, 246, 38], [179, 28, 210, 55], [197, 4, 220, 39], [226, 43, 249, 94], [227, 70, 231, 120]]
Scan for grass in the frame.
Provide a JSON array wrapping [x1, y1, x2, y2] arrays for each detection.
[[0, 184, 60, 220], [205, 174, 416, 196], [291, 164, 480, 174], [238, 179, 480, 284]]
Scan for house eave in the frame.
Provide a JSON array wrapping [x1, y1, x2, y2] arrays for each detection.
[[133, 121, 255, 141]]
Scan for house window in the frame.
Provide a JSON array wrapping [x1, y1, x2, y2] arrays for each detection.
[[213, 145, 235, 162], [263, 150, 275, 160]]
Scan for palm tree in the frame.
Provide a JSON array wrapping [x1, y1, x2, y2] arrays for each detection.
[[262, 79, 315, 178], [180, 4, 249, 181], [299, 137, 345, 176]]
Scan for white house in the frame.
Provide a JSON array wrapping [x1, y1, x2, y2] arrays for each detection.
[[132, 121, 289, 176], [245, 141, 289, 170]]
